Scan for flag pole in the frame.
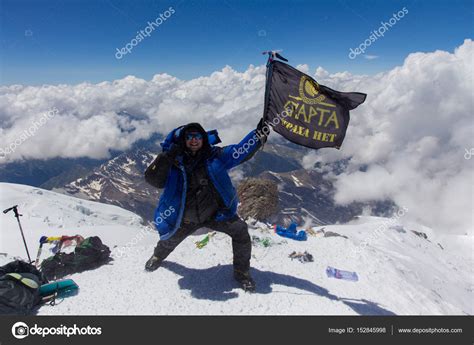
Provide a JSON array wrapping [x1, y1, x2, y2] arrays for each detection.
[[259, 51, 288, 138]]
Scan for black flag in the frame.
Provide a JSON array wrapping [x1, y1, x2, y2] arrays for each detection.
[[262, 60, 366, 149]]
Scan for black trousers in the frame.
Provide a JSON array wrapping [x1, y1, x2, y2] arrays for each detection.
[[153, 215, 251, 273]]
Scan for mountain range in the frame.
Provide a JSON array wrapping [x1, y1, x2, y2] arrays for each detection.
[[0, 134, 395, 228]]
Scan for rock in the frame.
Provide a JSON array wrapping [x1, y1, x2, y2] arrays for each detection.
[[411, 230, 429, 241], [390, 225, 406, 233], [75, 205, 93, 216], [237, 178, 278, 221], [324, 231, 348, 239]]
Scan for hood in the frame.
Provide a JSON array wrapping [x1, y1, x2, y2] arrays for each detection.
[[179, 122, 210, 150]]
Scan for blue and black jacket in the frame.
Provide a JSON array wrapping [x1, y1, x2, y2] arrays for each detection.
[[145, 122, 264, 240]]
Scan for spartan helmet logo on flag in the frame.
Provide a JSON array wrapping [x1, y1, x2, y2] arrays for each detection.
[[299, 76, 326, 105]]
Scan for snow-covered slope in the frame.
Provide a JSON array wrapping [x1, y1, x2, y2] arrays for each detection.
[[0, 183, 472, 315], [0, 183, 148, 257]]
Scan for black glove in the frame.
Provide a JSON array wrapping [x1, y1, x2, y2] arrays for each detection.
[[167, 142, 184, 158], [257, 118, 265, 132], [256, 118, 269, 145]]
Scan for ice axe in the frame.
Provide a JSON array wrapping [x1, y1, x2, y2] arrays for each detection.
[[3, 205, 32, 263]]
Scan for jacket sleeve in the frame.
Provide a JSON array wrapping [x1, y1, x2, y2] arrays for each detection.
[[144, 152, 174, 189], [219, 129, 264, 170]]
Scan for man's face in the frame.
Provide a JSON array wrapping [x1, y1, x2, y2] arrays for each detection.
[[185, 131, 203, 153]]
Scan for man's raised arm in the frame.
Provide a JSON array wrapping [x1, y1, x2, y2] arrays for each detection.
[[219, 119, 269, 170]]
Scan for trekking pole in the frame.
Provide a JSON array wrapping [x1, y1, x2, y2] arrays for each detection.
[[3, 205, 32, 263]]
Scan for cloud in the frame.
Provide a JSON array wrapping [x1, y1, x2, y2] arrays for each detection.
[[315, 66, 330, 79], [302, 39, 474, 235], [0, 65, 267, 161], [296, 64, 310, 74]]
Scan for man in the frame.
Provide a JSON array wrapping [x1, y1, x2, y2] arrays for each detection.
[[144, 120, 268, 292]]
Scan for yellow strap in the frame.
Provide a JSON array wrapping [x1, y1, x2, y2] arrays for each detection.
[[6, 273, 39, 289]]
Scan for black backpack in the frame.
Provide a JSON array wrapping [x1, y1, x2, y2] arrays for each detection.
[[0, 260, 48, 315], [41, 236, 112, 280]]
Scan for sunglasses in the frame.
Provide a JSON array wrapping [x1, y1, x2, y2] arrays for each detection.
[[185, 133, 203, 141]]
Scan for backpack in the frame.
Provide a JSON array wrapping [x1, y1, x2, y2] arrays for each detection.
[[40, 236, 112, 280], [0, 260, 48, 315]]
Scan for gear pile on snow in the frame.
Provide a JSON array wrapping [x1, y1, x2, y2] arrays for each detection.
[[288, 251, 314, 263], [35, 235, 85, 267], [40, 236, 112, 280], [0, 259, 81, 315]]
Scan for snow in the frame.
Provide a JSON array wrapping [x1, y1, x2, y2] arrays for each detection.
[[291, 175, 304, 187], [0, 183, 145, 257], [70, 178, 104, 200], [0, 182, 472, 315], [268, 171, 284, 183], [301, 207, 328, 225], [88, 179, 104, 192], [121, 157, 136, 174]]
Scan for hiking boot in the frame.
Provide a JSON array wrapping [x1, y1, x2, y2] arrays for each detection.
[[234, 270, 256, 292], [145, 255, 163, 272]]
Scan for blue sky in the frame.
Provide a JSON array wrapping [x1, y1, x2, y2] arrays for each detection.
[[0, 0, 472, 85]]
